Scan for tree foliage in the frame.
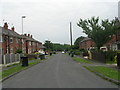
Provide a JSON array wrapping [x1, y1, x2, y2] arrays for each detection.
[[43, 40, 53, 51], [53, 43, 70, 51], [43, 40, 70, 51], [77, 17, 118, 49]]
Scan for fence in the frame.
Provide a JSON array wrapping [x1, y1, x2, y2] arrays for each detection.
[[91, 51, 106, 63], [0, 54, 22, 65]]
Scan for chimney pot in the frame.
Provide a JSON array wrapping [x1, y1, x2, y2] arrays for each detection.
[[4, 22, 8, 30], [28, 34, 30, 37], [11, 27, 15, 31], [24, 34, 27, 36]]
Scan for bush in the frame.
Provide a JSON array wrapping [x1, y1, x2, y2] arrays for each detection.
[[16, 49, 22, 53], [74, 51, 81, 55], [105, 50, 117, 63], [79, 48, 85, 52]]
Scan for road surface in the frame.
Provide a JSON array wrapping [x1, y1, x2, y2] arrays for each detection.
[[2, 53, 118, 88]]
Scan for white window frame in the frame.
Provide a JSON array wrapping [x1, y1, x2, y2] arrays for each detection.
[[16, 38, 19, 43], [0, 36, 3, 42], [10, 48, 13, 54], [0, 48, 3, 54], [10, 37, 13, 43], [29, 41, 31, 46]]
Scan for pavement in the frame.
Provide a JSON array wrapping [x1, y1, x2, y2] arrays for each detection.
[[76, 55, 118, 70], [2, 53, 119, 88], [1, 55, 49, 71]]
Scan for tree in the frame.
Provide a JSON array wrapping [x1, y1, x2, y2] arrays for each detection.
[[77, 17, 118, 49], [52, 43, 70, 51], [74, 36, 85, 49], [43, 40, 53, 51]]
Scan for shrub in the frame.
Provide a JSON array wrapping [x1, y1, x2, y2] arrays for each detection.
[[16, 49, 22, 53], [79, 48, 85, 52], [74, 51, 81, 55], [105, 50, 117, 63]]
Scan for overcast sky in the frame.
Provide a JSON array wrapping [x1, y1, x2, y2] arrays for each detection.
[[0, 0, 119, 44]]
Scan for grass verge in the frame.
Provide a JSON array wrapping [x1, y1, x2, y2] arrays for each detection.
[[72, 57, 92, 64], [83, 66, 120, 81], [1, 59, 42, 80]]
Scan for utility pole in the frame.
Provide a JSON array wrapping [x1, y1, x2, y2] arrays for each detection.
[[70, 22, 73, 49]]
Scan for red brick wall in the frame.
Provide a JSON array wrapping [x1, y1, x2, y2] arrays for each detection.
[[79, 39, 95, 50]]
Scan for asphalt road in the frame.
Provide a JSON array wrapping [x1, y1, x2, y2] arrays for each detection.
[[2, 53, 118, 88]]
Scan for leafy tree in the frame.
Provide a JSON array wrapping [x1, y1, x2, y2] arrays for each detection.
[[43, 40, 53, 51], [74, 36, 85, 49], [77, 17, 118, 49], [52, 43, 70, 51]]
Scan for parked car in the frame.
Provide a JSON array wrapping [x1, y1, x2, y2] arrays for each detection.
[[62, 51, 65, 54]]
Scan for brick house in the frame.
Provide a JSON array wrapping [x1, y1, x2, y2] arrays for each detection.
[[79, 18, 120, 51], [79, 37, 95, 50], [0, 23, 22, 54], [79, 35, 120, 51], [104, 18, 120, 51], [0, 22, 43, 55], [21, 34, 42, 54], [104, 35, 116, 50]]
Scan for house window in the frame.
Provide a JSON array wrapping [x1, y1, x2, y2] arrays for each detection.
[[10, 48, 13, 54], [0, 48, 3, 54], [29, 42, 31, 46], [10, 37, 13, 43], [22, 39, 24, 44], [16, 38, 19, 43], [0, 36, 3, 42]]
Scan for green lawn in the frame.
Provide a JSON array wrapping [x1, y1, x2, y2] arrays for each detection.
[[73, 57, 92, 64], [84, 66, 119, 81], [1, 59, 42, 80]]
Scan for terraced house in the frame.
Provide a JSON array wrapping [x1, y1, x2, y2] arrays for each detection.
[[21, 34, 42, 54], [0, 23, 22, 55], [0, 22, 43, 55]]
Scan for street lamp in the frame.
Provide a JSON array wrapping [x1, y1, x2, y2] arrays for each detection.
[[21, 16, 26, 52], [22, 16, 26, 35], [70, 22, 73, 48]]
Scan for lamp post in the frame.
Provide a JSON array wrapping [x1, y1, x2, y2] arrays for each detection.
[[70, 22, 73, 49], [21, 16, 26, 52]]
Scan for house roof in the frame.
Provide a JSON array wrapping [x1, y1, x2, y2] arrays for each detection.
[[0, 27, 22, 38], [80, 37, 92, 43], [40, 45, 46, 49], [21, 35, 42, 44], [0, 26, 42, 44]]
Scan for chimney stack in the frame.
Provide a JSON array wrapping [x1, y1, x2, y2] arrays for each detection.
[[24, 34, 27, 36], [4, 22, 8, 30], [11, 27, 15, 31], [31, 35, 32, 38], [28, 34, 30, 37]]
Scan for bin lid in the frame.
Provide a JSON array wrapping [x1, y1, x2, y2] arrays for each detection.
[[21, 56, 28, 59]]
